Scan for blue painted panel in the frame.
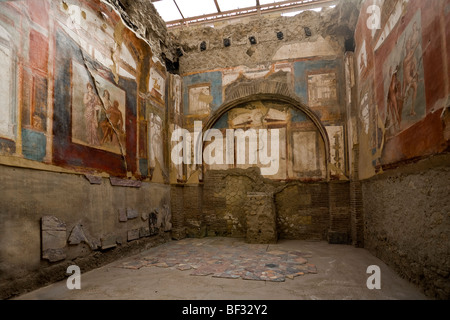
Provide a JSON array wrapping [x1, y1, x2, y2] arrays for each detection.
[[22, 128, 46, 162], [293, 59, 343, 104], [139, 159, 149, 177]]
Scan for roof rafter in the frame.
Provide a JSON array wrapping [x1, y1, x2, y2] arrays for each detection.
[[213, 0, 221, 13], [172, 0, 185, 20]]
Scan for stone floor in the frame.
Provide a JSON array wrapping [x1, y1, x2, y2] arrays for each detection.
[[15, 237, 429, 300], [117, 238, 317, 282]]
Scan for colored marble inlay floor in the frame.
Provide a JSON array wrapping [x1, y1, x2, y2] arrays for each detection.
[[116, 238, 317, 282]]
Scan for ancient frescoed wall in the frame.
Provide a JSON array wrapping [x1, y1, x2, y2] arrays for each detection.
[[0, 0, 174, 181], [355, 0, 450, 300], [355, 0, 449, 179], [167, 2, 361, 246], [177, 57, 350, 183], [0, 0, 174, 299], [169, 1, 362, 184]]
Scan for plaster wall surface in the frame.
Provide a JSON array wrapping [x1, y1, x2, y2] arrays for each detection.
[[0, 164, 170, 299]]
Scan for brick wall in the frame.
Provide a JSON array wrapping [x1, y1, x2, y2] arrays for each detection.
[[328, 181, 351, 244], [171, 167, 354, 243], [170, 185, 186, 240], [274, 183, 329, 240]]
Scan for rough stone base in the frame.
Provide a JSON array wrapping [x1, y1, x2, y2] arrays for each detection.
[[245, 192, 278, 244]]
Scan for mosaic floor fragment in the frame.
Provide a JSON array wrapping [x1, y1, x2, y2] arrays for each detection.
[[116, 238, 317, 282]]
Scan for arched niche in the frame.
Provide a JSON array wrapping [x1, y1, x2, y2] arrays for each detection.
[[199, 81, 331, 181]]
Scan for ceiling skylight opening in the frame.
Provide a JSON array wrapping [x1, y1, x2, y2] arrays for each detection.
[[152, 1, 183, 22], [217, 0, 257, 12], [175, 0, 218, 19], [152, 0, 339, 28]]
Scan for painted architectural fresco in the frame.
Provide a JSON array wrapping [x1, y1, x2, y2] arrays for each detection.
[[294, 59, 345, 123], [172, 75, 182, 117], [355, 0, 449, 177], [326, 126, 345, 175], [179, 57, 349, 181], [168, 74, 184, 182], [137, 91, 168, 182], [308, 73, 338, 108], [205, 101, 327, 181], [0, 25, 17, 142], [0, 1, 51, 158], [188, 85, 213, 115], [149, 64, 166, 105], [183, 71, 223, 117], [180, 71, 222, 181], [144, 58, 168, 182]]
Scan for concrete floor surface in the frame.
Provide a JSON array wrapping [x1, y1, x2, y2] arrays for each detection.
[[14, 237, 428, 300]]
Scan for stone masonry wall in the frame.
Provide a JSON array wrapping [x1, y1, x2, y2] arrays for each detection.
[[171, 0, 361, 75], [245, 192, 277, 244], [362, 154, 450, 300]]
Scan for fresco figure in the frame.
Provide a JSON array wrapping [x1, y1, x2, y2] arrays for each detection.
[[173, 77, 181, 115], [100, 90, 112, 117], [100, 100, 124, 145], [149, 114, 164, 169], [402, 22, 420, 116], [386, 66, 403, 131], [97, 89, 111, 137], [83, 83, 101, 146]]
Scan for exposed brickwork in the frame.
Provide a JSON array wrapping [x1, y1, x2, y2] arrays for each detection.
[[328, 181, 351, 244], [183, 185, 204, 238], [202, 170, 230, 237], [274, 184, 329, 240], [170, 185, 186, 240], [350, 181, 364, 247], [177, 168, 354, 243], [350, 144, 364, 247]]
